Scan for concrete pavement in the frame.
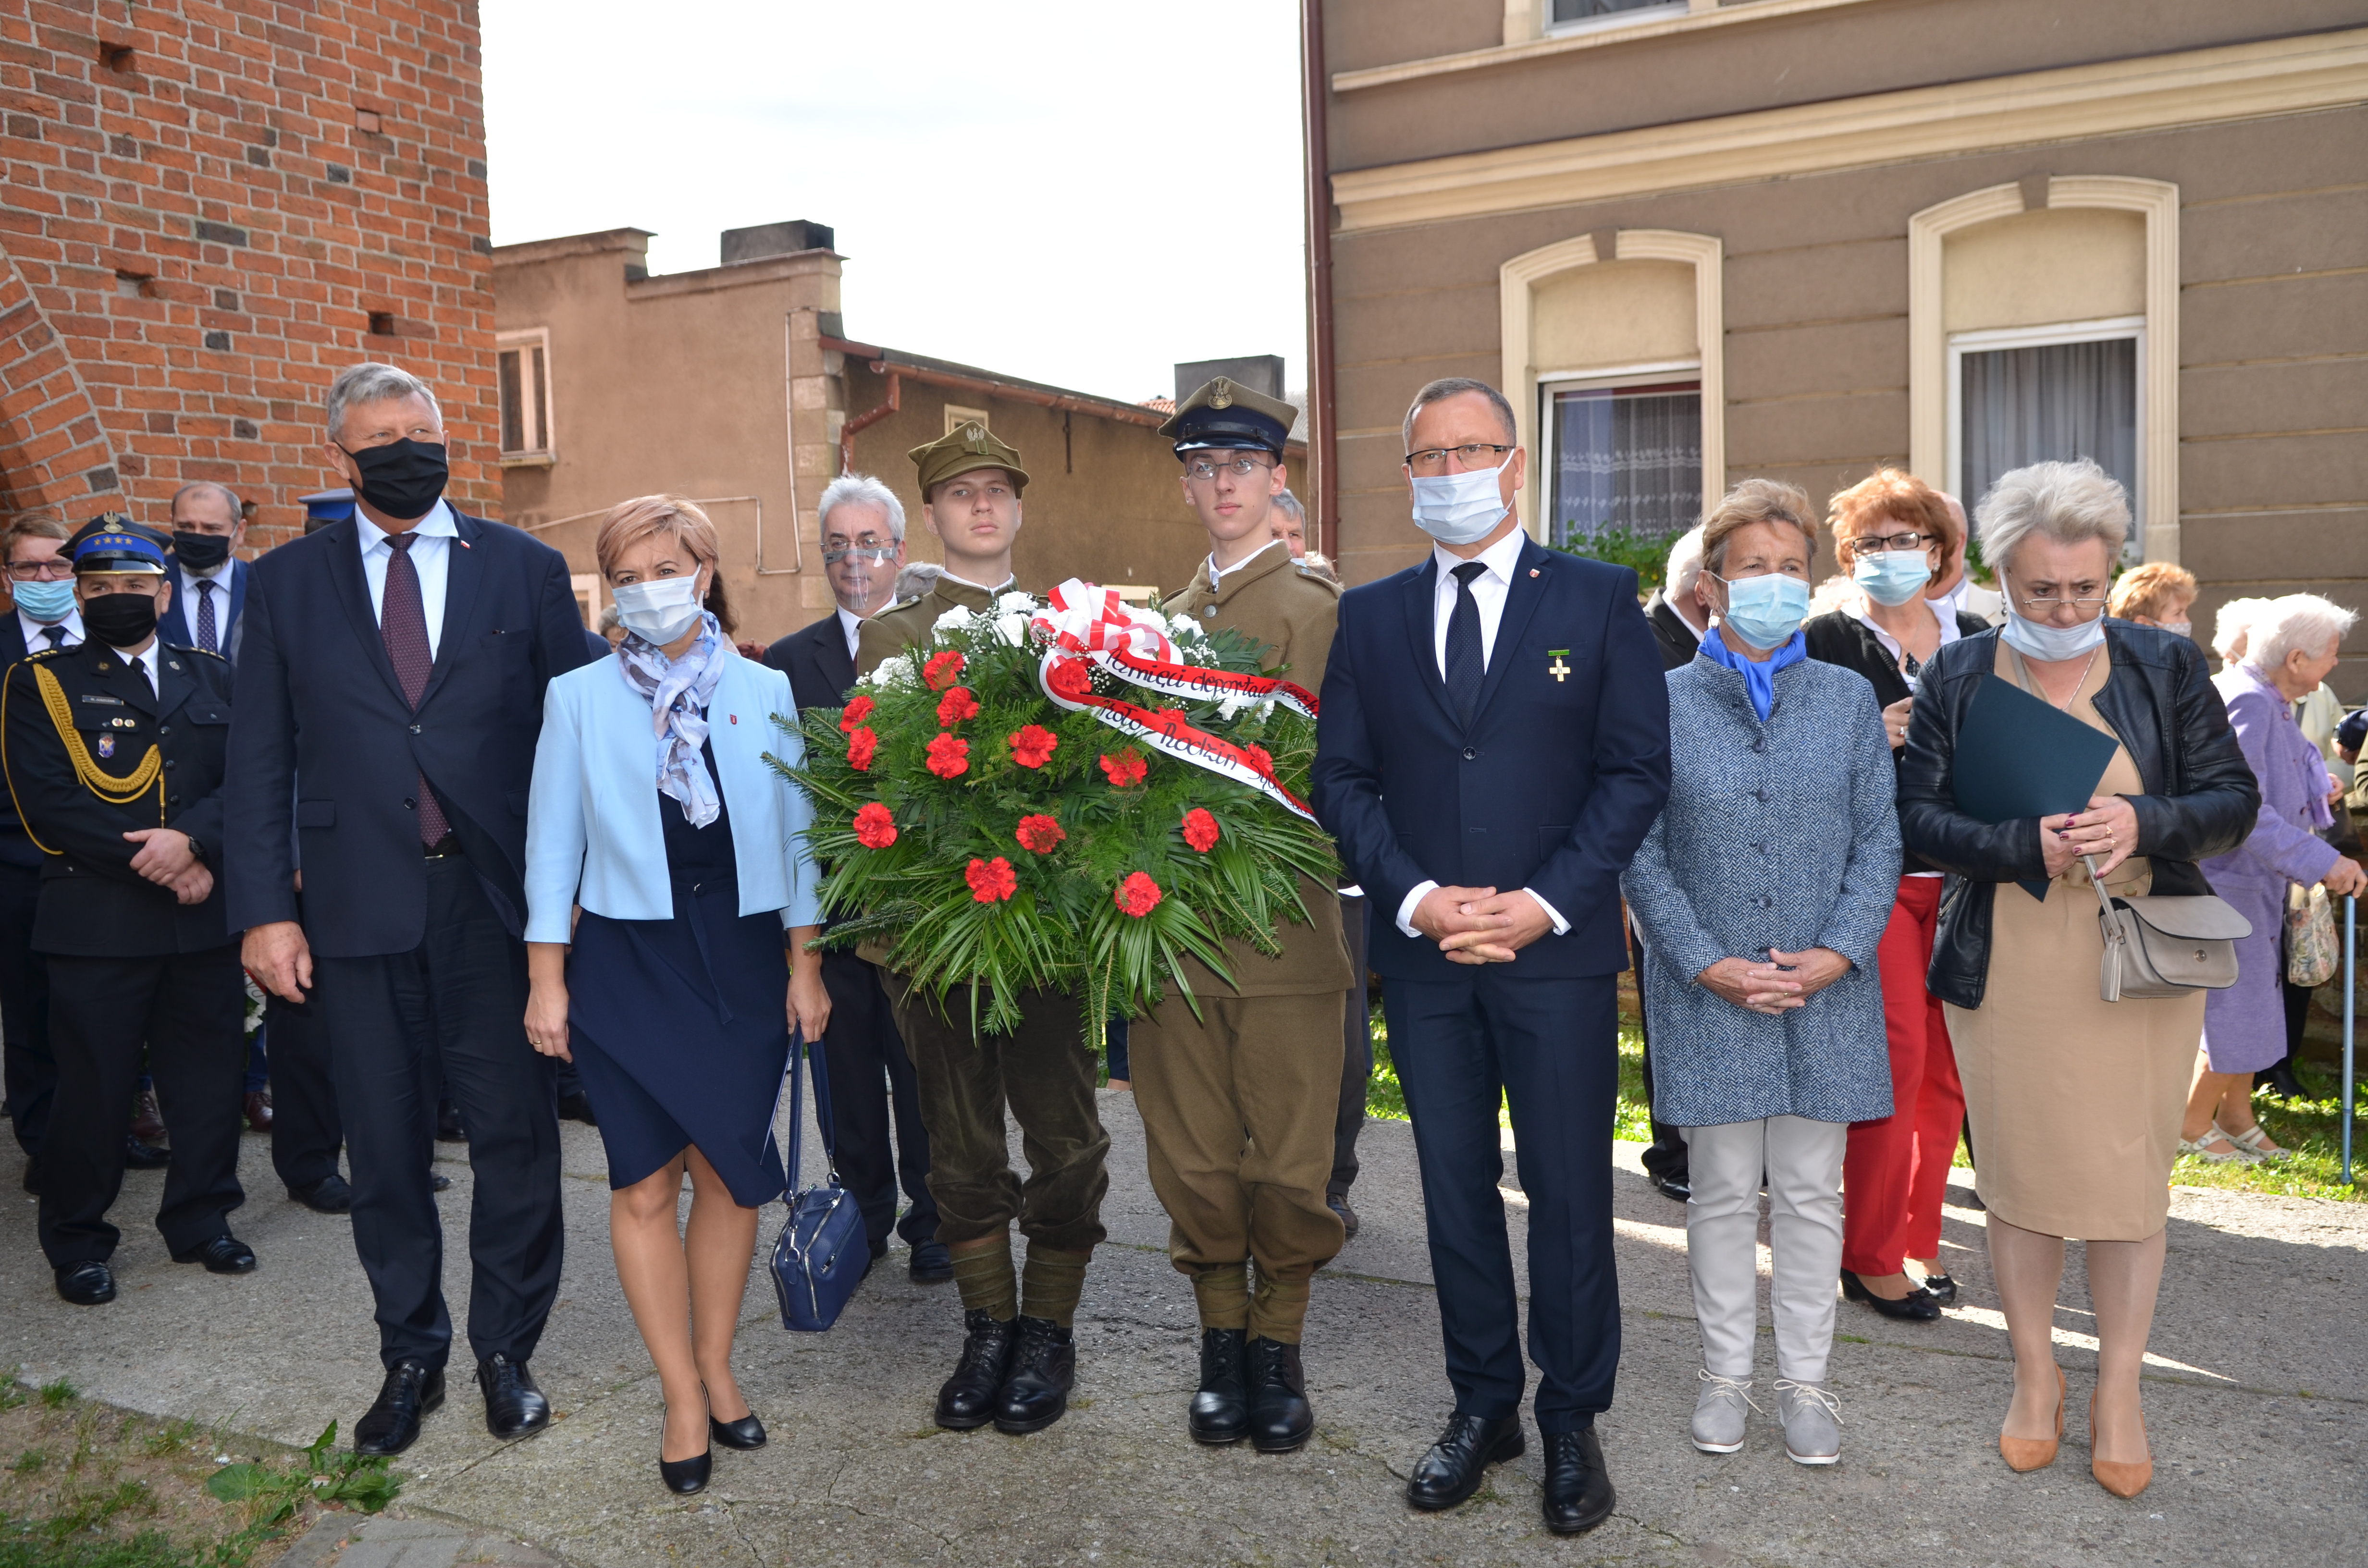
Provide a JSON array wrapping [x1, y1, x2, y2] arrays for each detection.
[[5, 1090, 2364, 1566]]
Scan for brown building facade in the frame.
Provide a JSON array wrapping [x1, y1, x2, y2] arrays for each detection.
[[0, 0, 498, 548], [1307, 1, 2368, 694]]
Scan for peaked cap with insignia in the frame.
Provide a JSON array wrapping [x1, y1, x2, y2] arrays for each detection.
[[65, 514, 170, 576], [1159, 377, 1297, 458], [910, 421, 1029, 497]]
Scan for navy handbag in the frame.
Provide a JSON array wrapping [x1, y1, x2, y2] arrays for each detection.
[[767, 1034, 870, 1333]]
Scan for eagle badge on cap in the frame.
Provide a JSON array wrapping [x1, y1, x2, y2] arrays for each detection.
[[1209, 381, 1233, 410], [963, 423, 985, 442]]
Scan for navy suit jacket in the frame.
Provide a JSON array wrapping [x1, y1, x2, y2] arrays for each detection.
[[224, 510, 592, 956], [0, 613, 45, 868], [1310, 534, 1671, 982], [158, 557, 248, 668], [763, 614, 857, 710]]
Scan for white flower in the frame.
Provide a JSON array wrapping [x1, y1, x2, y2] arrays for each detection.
[[997, 591, 1037, 616], [1217, 691, 1253, 721], [992, 612, 1029, 647], [1167, 612, 1209, 643], [932, 605, 979, 636], [868, 653, 916, 690]]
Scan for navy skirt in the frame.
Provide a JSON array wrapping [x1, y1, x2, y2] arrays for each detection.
[[568, 868, 791, 1209]]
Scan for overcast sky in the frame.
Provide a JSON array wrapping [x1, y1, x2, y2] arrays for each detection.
[[481, 0, 1309, 406]]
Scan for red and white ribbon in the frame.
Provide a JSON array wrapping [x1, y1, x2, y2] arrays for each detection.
[[1031, 579, 1175, 663], [1038, 652, 1317, 821]]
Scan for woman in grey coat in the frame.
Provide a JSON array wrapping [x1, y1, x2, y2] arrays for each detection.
[[1621, 480, 1901, 1467]]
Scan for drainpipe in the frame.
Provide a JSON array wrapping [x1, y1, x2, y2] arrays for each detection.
[[1301, 0, 1339, 563], [839, 368, 902, 475]]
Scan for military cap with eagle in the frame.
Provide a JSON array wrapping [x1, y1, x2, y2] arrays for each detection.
[[909, 420, 1030, 497], [1159, 377, 1297, 458], [66, 514, 171, 576]]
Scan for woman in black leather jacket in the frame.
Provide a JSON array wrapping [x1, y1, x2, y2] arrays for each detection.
[[1897, 461, 2256, 1502]]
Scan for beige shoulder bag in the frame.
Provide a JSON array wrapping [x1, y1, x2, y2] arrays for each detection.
[[2085, 856, 2251, 1002]]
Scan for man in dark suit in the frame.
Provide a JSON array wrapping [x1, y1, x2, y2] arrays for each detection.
[[1311, 378, 1669, 1536], [228, 363, 591, 1456], [4, 520, 253, 1304], [761, 473, 947, 1282], [159, 482, 250, 666]]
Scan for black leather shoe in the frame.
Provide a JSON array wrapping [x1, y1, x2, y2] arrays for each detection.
[[172, 1234, 256, 1274], [1650, 1171, 1691, 1202], [435, 1100, 468, 1142], [21, 1155, 40, 1195], [1327, 1193, 1360, 1239], [658, 1447, 711, 1494], [992, 1315, 1075, 1434], [431, 1172, 452, 1193], [53, 1260, 115, 1306], [935, 1309, 1016, 1430], [354, 1362, 444, 1456], [1189, 1327, 1248, 1445], [708, 1410, 766, 1449], [1407, 1412, 1524, 1510], [288, 1175, 353, 1214], [556, 1090, 599, 1127], [1246, 1338, 1314, 1453], [909, 1239, 953, 1283], [1918, 1272, 1959, 1306], [1541, 1428, 1616, 1535], [475, 1354, 551, 1440], [1840, 1269, 1940, 1322], [123, 1135, 169, 1171]]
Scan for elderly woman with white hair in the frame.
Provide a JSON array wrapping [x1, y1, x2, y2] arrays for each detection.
[[1898, 460, 2257, 1500], [2209, 596, 2273, 680], [2183, 594, 2366, 1158]]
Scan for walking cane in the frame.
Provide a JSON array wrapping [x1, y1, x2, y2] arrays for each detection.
[[2345, 894, 2357, 1186]]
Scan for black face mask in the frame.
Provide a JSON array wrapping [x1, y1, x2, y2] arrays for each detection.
[[82, 589, 159, 649], [172, 530, 232, 572], [341, 438, 450, 521]]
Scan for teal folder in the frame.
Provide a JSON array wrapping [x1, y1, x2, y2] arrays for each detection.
[[1949, 673, 2120, 901]]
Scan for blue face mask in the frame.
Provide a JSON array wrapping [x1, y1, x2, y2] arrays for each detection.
[[11, 579, 75, 623], [1712, 571, 1811, 652], [1852, 549, 1933, 607]]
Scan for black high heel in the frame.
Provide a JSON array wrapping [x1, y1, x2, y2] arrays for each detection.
[[658, 1405, 712, 1494], [1918, 1272, 1959, 1305], [709, 1411, 766, 1450], [1840, 1268, 1940, 1322]]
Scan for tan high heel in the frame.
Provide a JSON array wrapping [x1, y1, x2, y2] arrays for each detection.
[[2089, 1390, 2153, 1498], [1998, 1364, 2065, 1472]]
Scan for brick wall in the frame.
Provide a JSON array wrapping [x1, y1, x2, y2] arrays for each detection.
[[0, 0, 496, 551]]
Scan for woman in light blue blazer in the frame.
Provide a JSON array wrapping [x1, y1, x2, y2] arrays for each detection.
[[523, 496, 828, 1496]]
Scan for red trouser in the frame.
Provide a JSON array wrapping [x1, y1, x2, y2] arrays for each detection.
[[1841, 876, 1965, 1277]]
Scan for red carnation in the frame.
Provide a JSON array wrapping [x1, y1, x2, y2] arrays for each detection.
[[1240, 743, 1274, 775], [1098, 749, 1148, 788], [966, 857, 1018, 903], [846, 726, 878, 771], [853, 802, 898, 849], [923, 649, 966, 691], [1115, 871, 1163, 919], [1044, 657, 1094, 700], [1015, 814, 1066, 855], [1181, 808, 1220, 853], [937, 685, 980, 726], [925, 733, 970, 779], [1008, 724, 1059, 769], [839, 694, 875, 732]]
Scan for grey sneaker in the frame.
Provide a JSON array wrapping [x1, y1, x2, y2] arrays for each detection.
[[1690, 1369, 1756, 1454], [1775, 1378, 1841, 1465]]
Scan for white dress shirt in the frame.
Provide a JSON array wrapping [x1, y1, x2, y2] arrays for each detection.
[[357, 500, 458, 661], [17, 607, 80, 651], [1207, 539, 1285, 591], [176, 562, 233, 649], [1397, 528, 1570, 942], [836, 606, 864, 662]]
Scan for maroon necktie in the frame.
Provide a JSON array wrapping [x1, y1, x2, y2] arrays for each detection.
[[380, 533, 450, 845]]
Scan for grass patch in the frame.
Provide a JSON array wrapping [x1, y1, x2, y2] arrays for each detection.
[[1364, 996, 1652, 1136], [0, 1371, 398, 1568], [2169, 1059, 2367, 1203]]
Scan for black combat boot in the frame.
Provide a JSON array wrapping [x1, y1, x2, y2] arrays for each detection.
[[1189, 1327, 1249, 1445], [1246, 1337, 1314, 1453], [992, 1316, 1076, 1434], [935, 1309, 1017, 1430]]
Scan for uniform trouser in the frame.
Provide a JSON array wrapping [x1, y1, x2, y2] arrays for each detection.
[[819, 950, 938, 1248], [37, 945, 246, 1266], [1328, 894, 1371, 1198], [888, 977, 1107, 1253], [1383, 971, 1620, 1434], [1842, 877, 1965, 1277], [1132, 990, 1347, 1342], [1682, 1115, 1847, 1384], [1631, 924, 1689, 1183], [0, 857, 52, 1161], [313, 857, 562, 1372], [262, 990, 345, 1193]]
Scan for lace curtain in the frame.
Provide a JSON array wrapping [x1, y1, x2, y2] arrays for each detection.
[[1550, 387, 1701, 546], [1960, 337, 2138, 525]]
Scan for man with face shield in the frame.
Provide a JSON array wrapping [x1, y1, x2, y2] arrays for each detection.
[[2, 517, 250, 1306]]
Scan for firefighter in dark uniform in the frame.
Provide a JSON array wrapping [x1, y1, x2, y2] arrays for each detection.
[[2, 519, 253, 1305]]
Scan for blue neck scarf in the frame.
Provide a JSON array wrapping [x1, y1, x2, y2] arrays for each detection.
[[1701, 625, 1806, 721]]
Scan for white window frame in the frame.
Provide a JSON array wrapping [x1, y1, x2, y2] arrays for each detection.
[[495, 328, 555, 466], [1536, 359, 1704, 546], [1544, 0, 1690, 39], [1945, 313, 2145, 530]]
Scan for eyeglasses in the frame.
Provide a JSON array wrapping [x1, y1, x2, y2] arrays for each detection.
[[5, 561, 73, 582], [1183, 455, 1273, 482], [1405, 443, 1512, 474], [1842, 531, 1931, 555], [821, 544, 897, 565], [2013, 590, 2110, 610]]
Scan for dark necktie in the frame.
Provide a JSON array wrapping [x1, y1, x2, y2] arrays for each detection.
[[39, 626, 65, 650], [380, 534, 450, 845], [194, 578, 217, 653], [1444, 561, 1487, 727]]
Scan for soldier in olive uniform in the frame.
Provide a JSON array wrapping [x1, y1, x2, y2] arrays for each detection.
[[856, 424, 1111, 1437], [1134, 380, 1352, 1452], [2, 520, 252, 1305]]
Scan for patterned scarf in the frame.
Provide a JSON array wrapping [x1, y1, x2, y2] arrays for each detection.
[[616, 611, 725, 827]]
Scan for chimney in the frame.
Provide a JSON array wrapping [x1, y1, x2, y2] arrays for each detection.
[[1173, 355, 1286, 404], [720, 220, 837, 265]]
